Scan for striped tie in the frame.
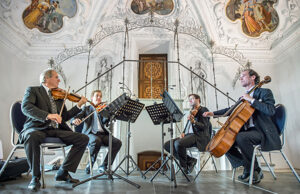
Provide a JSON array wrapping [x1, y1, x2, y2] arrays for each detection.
[[48, 90, 58, 128]]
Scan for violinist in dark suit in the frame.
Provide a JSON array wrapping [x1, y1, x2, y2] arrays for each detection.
[[203, 69, 281, 184], [72, 90, 122, 174], [164, 94, 211, 174], [20, 69, 89, 191]]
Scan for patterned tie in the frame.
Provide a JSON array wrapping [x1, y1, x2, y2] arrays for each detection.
[[48, 90, 58, 128]]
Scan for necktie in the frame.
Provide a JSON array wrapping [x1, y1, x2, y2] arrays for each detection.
[[92, 111, 104, 134], [185, 121, 192, 134], [48, 90, 58, 128]]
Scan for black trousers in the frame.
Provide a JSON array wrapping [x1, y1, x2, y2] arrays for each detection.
[[23, 129, 89, 178], [164, 134, 197, 169], [87, 132, 122, 167], [227, 127, 262, 172]]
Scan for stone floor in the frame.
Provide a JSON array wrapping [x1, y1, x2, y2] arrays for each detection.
[[0, 169, 299, 194]]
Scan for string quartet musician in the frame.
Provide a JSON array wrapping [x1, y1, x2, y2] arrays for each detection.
[[20, 69, 89, 191], [203, 69, 281, 184], [164, 94, 211, 174], [71, 90, 122, 174]]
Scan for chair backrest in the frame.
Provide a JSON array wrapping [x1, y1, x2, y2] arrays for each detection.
[[272, 104, 286, 136], [10, 101, 27, 145], [10, 101, 27, 135]]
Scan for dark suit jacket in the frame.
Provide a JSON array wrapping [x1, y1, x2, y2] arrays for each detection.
[[213, 87, 281, 152], [183, 106, 211, 151], [72, 105, 110, 136], [20, 86, 81, 142]]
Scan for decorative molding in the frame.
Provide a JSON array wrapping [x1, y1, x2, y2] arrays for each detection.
[[94, 56, 113, 101], [52, 14, 251, 87], [0, 0, 11, 9], [212, 45, 248, 65], [207, 0, 300, 48], [0, 0, 298, 91]]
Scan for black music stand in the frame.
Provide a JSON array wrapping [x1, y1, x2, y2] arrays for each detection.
[[142, 103, 171, 179], [72, 94, 141, 189], [150, 91, 190, 188], [112, 96, 146, 179]]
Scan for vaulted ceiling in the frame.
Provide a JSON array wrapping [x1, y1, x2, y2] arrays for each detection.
[[0, 0, 299, 61]]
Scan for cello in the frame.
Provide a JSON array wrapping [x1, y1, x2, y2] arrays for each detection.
[[206, 76, 271, 157]]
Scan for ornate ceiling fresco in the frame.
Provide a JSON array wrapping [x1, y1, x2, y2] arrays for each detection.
[[225, 0, 279, 37], [22, 0, 77, 33], [0, 0, 299, 102], [0, 0, 299, 53], [131, 0, 174, 15], [209, 0, 299, 48], [0, 0, 299, 90]]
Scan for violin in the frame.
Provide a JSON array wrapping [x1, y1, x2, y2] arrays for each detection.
[[181, 105, 200, 137], [51, 88, 96, 107], [95, 103, 107, 112], [189, 105, 200, 123]]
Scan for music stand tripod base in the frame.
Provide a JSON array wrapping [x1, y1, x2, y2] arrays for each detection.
[[113, 98, 146, 179], [149, 117, 191, 187], [143, 103, 172, 179], [148, 91, 190, 187], [72, 130, 141, 189], [73, 94, 143, 189]]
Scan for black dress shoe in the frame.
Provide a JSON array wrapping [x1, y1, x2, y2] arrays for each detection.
[[187, 158, 197, 174], [252, 169, 264, 184], [85, 165, 91, 174], [98, 165, 107, 173], [28, 177, 41, 191], [55, 170, 80, 184], [238, 169, 250, 181], [182, 167, 190, 175]]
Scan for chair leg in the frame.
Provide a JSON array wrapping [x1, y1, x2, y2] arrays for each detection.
[[40, 146, 45, 189], [259, 150, 276, 179], [87, 148, 93, 176], [26, 169, 31, 177], [212, 156, 218, 173], [0, 146, 18, 176], [196, 152, 201, 173], [280, 150, 300, 182], [249, 145, 259, 185], [61, 146, 66, 158], [193, 154, 212, 181], [232, 168, 236, 181]]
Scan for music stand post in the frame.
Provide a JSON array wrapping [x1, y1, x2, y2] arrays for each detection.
[[149, 91, 190, 188], [143, 103, 171, 179], [113, 98, 146, 179], [72, 94, 141, 189]]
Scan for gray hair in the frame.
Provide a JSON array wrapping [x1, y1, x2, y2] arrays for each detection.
[[39, 68, 56, 84]]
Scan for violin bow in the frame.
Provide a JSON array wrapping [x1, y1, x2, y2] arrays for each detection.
[[77, 104, 106, 126], [59, 86, 70, 117]]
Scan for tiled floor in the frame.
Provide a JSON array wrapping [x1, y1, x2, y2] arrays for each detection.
[[0, 169, 299, 193]]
